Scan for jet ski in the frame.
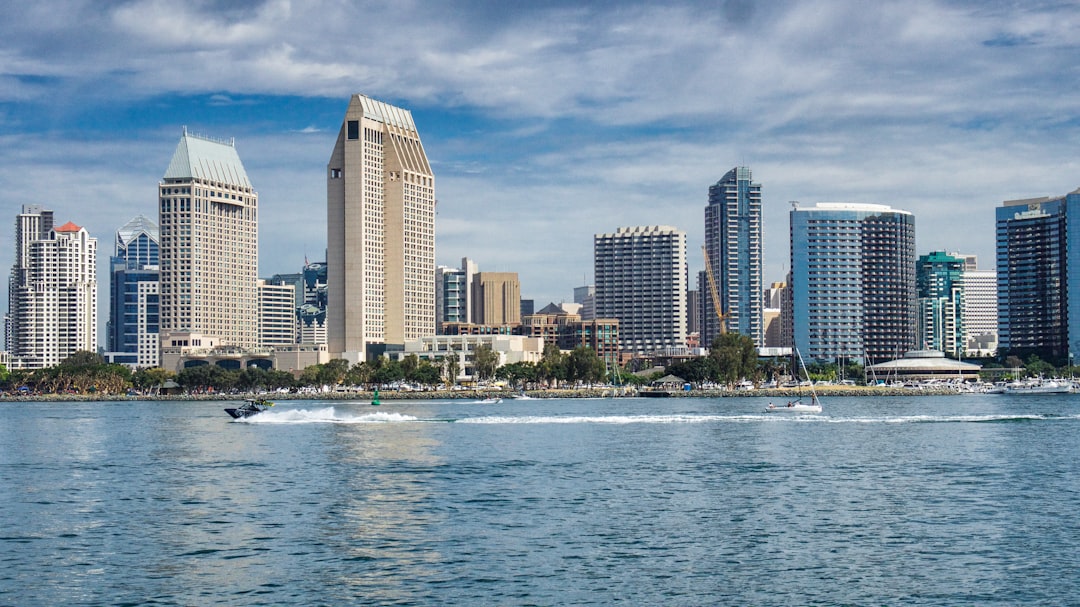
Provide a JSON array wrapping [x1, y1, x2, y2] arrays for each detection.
[[225, 398, 274, 419]]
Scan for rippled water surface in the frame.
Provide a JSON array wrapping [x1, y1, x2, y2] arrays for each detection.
[[3, 395, 1079, 605]]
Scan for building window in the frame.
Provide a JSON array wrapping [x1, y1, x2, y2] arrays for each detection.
[[347, 121, 359, 140]]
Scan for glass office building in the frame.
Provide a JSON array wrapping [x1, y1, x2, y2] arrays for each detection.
[[996, 191, 1080, 363]]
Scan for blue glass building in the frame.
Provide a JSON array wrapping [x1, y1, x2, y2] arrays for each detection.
[[105, 215, 160, 368], [702, 167, 762, 348], [996, 192, 1080, 363], [790, 203, 916, 364]]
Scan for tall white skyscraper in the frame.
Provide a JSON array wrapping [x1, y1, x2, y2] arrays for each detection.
[[159, 128, 258, 349], [8, 207, 97, 368], [594, 225, 687, 355], [327, 94, 436, 362]]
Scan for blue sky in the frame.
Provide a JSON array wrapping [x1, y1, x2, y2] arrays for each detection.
[[4, 0, 1080, 334]]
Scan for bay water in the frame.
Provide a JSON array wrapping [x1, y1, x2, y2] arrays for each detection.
[[2, 394, 1078, 605]]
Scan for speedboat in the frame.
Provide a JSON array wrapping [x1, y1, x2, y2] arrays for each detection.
[[478, 397, 503, 404], [225, 398, 274, 419]]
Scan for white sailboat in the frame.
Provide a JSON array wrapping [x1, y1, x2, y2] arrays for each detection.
[[766, 348, 823, 413]]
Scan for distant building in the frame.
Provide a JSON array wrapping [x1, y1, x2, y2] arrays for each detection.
[[686, 289, 700, 337], [762, 281, 787, 348], [574, 285, 596, 321], [159, 128, 258, 349], [960, 267, 997, 356], [7, 208, 97, 369], [916, 251, 966, 357], [522, 302, 620, 366], [790, 203, 916, 364], [104, 215, 160, 368], [595, 225, 687, 355], [298, 260, 328, 345], [703, 167, 763, 347], [396, 334, 544, 383], [472, 272, 521, 325], [996, 192, 1080, 362], [258, 278, 297, 347], [520, 299, 534, 317], [327, 94, 435, 362], [436, 257, 477, 330]]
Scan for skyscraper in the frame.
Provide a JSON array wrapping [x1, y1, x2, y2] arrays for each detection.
[[159, 128, 258, 349], [8, 207, 97, 368], [8, 205, 53, 362], [790, 203, 916, 364], [594, 225, 687, 355], [996, 192, 1080, 362], [327, 94, 435, 362], [702, 167, 762, 347], [916, 251, 965, 356], [105, 215, 160, 368]]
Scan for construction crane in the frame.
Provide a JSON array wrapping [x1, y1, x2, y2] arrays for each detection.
[[701, 245, 729, 335]]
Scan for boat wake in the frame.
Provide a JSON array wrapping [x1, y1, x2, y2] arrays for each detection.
[[458, 414, 761, 425], [235, 409, 1080, 426], [239, 407, 418, 424]]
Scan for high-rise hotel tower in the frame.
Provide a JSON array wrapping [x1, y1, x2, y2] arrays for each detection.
[[595, 225, 687, 355], [159, 129, 258, 348], [790, 203, 916, 364], [702, 167, 763, 348], [327, 94, 436, 362]]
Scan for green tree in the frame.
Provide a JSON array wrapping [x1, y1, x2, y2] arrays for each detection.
[[411, 360, 442, 387], [666, 357, 717, 385], [372, 360, 404, 386], [401, 354, 420, 380], [567, 346, 605, 385], [538, 344, 567, 387], [709, 333, 757, 386], [442, 352, 461, 387], [473, 344, 499, 381], [496, 361, 538, 389], [346, 361, 373, 388], [132, 367, 176, 393], [320, 358, 351, 386]]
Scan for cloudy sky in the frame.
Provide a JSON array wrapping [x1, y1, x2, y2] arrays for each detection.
[[4, 0, 1080, 333]]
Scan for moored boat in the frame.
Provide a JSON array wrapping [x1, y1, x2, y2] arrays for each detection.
[[1003, 378, 1072, 394]]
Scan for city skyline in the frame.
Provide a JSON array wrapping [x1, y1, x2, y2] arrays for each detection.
[[3, 1, 1079, 326]]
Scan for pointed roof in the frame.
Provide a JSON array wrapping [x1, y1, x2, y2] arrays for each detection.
[[54, 221, 81, 233], [536, 302, 569, 315], [164, 127, 251, 188], [116, 215, 160, 246]]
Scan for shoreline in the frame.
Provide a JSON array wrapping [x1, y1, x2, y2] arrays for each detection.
[[0, 384, 981, 402]]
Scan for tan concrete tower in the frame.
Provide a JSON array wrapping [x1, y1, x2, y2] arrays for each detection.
[[327, 94, 435, 362]]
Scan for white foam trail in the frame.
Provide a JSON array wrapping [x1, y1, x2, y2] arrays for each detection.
[[240, 407, 418, 424], [458, 414, 757, 424]]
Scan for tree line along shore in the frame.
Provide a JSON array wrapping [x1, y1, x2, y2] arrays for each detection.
[[0, 384, 973, 402]]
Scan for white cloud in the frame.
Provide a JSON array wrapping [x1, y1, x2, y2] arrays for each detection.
[[5, 0, 1080, 329]]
